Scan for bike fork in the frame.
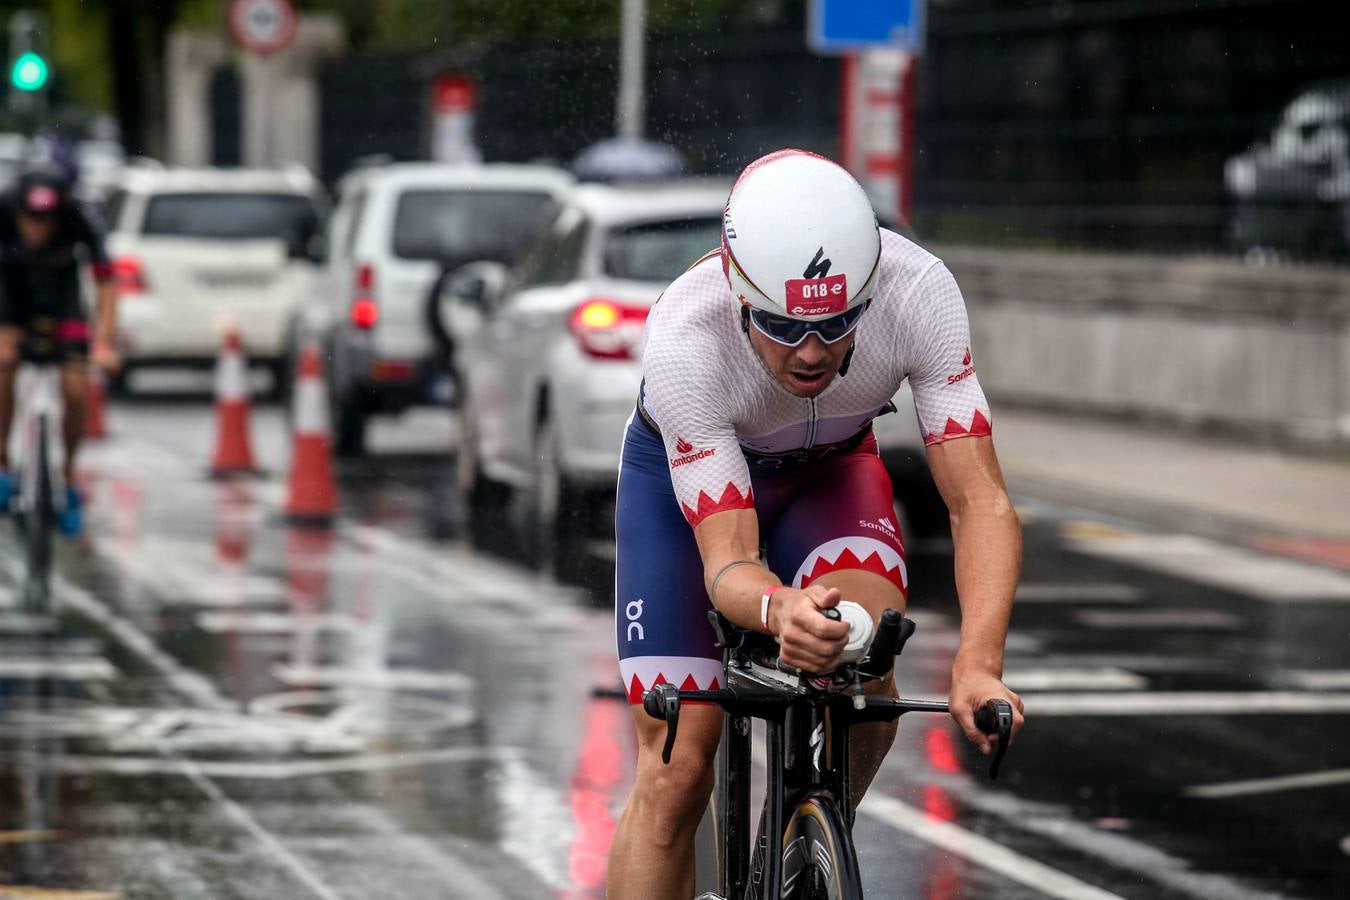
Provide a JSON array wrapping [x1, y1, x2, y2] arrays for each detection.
[[722, 713, 752, 897]]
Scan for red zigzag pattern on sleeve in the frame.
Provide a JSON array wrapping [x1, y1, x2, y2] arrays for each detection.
[[681, 482, 755, 527], [924, 409, 992, 447]]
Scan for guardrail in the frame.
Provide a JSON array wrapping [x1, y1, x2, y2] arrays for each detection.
[[937, 246, 1350, 453]]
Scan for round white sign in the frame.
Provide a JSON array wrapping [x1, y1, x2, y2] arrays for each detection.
[[228, 0, 298, 55]]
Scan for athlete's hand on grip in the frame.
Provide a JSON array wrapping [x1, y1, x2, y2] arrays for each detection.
[[949, 666, 1024, 755], [767, 585, 851, 673]]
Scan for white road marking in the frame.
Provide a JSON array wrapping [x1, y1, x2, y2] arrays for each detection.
[[1065, 529, 1350, 601], [585, 539, 618, 561], [1185, 768, 1350, 799], [194, 612, 362, 635], [55, 577, 233, 711], [37, 745, 520, 780], [1004, 667, 1148, 691], [897, 762, 1300, 900], [0, 614, 58, 634], [346, 523, 584, 629], [858, 793, 1125, 900], [1015, 583, 1142, 603], [1074, 609, 1242, 629], [272, 664, 475, 692], [749, 744, 1120, 899], [171, 754, 343, 900], [1283, 670, 1350, 690], [1023, 691, 1350, 715], [0, 657, 117, 681]]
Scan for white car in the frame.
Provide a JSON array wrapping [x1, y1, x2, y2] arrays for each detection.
[[103, 166, 327, 389], [443, 181, 943, 574], [285, 162, 574, 454]]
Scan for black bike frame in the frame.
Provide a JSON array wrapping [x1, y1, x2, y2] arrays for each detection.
[[663, 651, 949, 898], [646, 611, 1011, 900]]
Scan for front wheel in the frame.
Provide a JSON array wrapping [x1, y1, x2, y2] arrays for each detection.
[[19, 421, 56, 614], [780, 794, 863, 900]]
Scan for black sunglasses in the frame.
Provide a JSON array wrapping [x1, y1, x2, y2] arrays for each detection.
[[747, 300, 870, 347]]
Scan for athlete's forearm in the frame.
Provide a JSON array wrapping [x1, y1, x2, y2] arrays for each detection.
[[948, 489, 1021, 676], [704, 556, 781, 633], [94, 282, 117, 343]]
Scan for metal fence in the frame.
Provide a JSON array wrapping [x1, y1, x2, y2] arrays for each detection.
[[298, 0, 1346, 263], [913, 0, 1349, 262]]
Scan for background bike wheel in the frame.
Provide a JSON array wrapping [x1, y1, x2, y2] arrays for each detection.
[[19, 424, 56, 613], [779, 794, 864, 900]]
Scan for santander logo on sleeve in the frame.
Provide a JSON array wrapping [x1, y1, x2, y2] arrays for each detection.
[[948, 346, 977, 385], [671, 436, 716, 468]]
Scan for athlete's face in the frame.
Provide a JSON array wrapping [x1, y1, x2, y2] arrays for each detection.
[[747, 323, 854, 398], [16, 211, 58, 250]]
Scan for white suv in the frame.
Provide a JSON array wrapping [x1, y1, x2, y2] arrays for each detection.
[[103, 166, 327, 389], [285, 162, 574, 455]]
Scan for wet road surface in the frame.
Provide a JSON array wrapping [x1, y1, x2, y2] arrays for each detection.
[[1, 394, 1347, 898]]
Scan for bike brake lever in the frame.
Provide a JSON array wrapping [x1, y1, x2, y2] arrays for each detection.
[[973, 698, 1014, 780], [642, 683, 681, 765]]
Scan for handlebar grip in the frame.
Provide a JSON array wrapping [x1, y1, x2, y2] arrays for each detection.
[[641, 687, 665, 721], [973, 698, 1014, 780]]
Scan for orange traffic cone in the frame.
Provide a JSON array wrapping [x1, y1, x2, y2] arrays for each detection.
[[86, 365, 108, 440], [210, 327, 258, 477], [285, 344, 337, 525]]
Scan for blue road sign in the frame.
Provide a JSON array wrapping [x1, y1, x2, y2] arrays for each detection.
[[808, 0, 925, 55]]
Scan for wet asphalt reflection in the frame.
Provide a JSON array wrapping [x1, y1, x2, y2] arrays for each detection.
[[0, 396, 1347, 898]]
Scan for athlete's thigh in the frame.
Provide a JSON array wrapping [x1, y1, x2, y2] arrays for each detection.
[[615, 419, 724, 706], [763, 449, 908, 615], [60, 359, 89, 401], [0, 324, 23, 368]]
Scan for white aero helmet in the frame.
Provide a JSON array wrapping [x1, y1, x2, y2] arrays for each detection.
[[721, 149, 881, 321]]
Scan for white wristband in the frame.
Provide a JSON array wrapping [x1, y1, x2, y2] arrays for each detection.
[[760, 585, 782, 631]]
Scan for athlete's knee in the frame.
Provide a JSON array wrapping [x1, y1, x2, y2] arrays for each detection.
[[631, 717, 719, 847], [62, 381, 88, 414]]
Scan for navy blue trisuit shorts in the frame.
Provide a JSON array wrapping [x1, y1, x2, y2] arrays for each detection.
[[615, 413, 908, 704]]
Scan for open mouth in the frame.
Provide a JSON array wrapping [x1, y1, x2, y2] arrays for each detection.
[[787, 370, 828, 390]]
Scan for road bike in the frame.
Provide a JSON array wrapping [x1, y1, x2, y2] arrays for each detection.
[[5, 348, 70, 614], [644, 608, 1013, 900]]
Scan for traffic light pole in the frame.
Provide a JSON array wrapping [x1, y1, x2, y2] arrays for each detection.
[[7, 9, 51, 124]]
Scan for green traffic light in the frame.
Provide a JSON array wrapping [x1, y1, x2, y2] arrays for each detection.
[[11, 51, 49, 91]]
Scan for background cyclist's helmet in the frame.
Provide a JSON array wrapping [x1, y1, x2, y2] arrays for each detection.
[[15, 162, 73, 217], [721, 149, 881, 321]]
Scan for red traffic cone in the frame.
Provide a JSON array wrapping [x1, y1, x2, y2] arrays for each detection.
[[86, 364, 108, 440], [210, 327, 258, 477], [285, 344, 337, 524]]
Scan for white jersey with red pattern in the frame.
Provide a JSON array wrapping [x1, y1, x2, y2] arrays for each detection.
[[640, 228, 991, 528]]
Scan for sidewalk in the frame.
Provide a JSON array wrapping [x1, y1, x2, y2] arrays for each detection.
[[990, 407, 1350, 569]]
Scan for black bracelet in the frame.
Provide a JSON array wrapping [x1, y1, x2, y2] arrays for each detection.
[[709, 558, 759, 605]]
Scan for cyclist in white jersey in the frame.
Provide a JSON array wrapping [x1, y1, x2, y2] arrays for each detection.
[[608, 150, 1025, 898]]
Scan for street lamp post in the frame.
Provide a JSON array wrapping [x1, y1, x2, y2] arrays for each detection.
[[616, 0, 646, 140]]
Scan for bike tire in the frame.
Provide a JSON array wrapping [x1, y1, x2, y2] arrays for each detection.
[[779, 794, 864, 900], [21, 418, 56, 613]]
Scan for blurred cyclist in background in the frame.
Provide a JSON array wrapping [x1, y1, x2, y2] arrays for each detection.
[[0, 162, 119, 535]]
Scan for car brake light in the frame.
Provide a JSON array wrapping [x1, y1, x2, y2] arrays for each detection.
[[569, 299, 648, 360], [351, 264, 378, 329], [351, 298, 379, 329], [112, 256, 147, 294]]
